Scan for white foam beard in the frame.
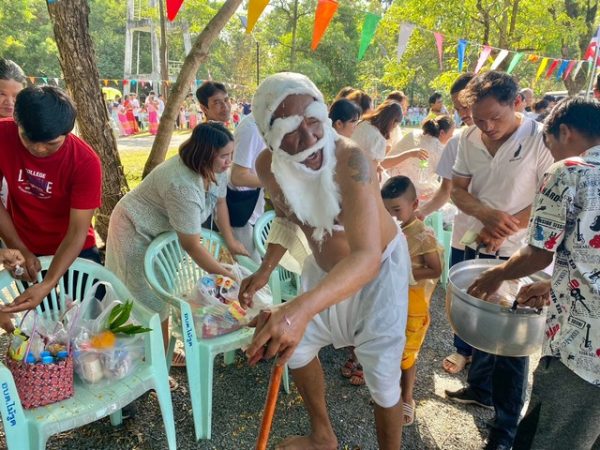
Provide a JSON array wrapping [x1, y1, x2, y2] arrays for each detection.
[[268, 102, 341, 243]]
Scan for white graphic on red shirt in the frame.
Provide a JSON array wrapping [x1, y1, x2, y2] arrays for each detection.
[[17, 168, 53, 199]]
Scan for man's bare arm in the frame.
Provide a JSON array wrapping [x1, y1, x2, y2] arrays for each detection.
[[230, 164, 262, 189], [418, 178, 452, 218]]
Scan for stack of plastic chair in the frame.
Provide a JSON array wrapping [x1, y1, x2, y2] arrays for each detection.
[[252, 211, 301, 300], [0, 257, 176, 450], [424, 210, 452, 287], [144, 229, 289, 441]]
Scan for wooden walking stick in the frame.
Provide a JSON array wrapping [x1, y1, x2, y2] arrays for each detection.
[[256, 362, 284, 450]]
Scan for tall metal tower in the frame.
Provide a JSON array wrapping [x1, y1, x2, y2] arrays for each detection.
[[124, 0, 192, 94]]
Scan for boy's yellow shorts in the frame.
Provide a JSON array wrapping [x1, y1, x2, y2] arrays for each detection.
[[401, 286, 431, 370]]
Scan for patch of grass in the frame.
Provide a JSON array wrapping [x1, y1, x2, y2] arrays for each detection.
[[119, 147, 179, 189]]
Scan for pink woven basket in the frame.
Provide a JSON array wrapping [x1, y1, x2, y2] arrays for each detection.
[[6, 354, 74, 409]]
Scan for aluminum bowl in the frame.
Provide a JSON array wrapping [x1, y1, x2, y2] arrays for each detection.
[[446, 259, 549, 357]]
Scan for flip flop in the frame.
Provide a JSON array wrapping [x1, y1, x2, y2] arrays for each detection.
[[442, 353, 471, 374], [341, 358, 357, 378], [349, 365, 365, 386], [403, 400, 416, 426], [171, 350, 186, 368]]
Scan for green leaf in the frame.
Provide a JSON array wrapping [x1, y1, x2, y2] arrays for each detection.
[[112, 323, 152, 335], [109, 301, 133, 330]]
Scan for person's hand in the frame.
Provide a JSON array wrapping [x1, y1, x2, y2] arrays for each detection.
[[414, 209, 426, 221], [226, 239, 250, 257], [0, 249, 25, 273], [238, 269, 271, 308], [0, 311, 15, 334], [467, 267, 504, 300], [245, 301, 310, 366], [14, 250, 41, 283], [416, 148, 429, 160], [480, 209, 520, 239], [516, 280, 551, 308], [0, 283, 52, 313], [476, 228, 505, 254]]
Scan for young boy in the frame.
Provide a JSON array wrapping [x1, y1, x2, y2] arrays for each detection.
[[381, 175, 442, 426]]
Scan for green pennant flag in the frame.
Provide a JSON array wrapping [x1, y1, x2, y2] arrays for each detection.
[[357, 12, 381, 61], [506, 52, 524, 74]]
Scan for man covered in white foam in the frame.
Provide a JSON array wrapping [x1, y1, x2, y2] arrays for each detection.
[[240, 72, 411, 450]]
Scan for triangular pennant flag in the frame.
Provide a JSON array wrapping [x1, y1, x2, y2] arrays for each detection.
[[131, 79, 137, 86], [507, 52, 524, 73], [545, 59, 560, 79], [166, 0, 185, 22], [396, 23, 415, 62], [54, 78, 60, 85], [103, 79, 109, 86], [41, 77, 48, 84], [311, 0, 338, 51], [123, 79, 129, 85], [357, 13, 381, 61], [246, 0, 269, 33], [490, 49, 509, 70], [572, 60, 585, 80], [29, 76, 35, 84], [457, 39, 467, 72], [563, 60, 577, 80], [433, 32, 444, 69], [555, 60, 569, 79], [527, 54, 540, 63], [535, 58, 549, 80], [238, 15, 248, 29], [474, 45, 492, 73]]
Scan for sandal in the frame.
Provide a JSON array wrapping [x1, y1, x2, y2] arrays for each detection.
[[171, 349, 186, 368], [442, 353, 471, 374], [403, 400, 416, 426], [341, 357, 357, 378], [349, 365, 365, 386]]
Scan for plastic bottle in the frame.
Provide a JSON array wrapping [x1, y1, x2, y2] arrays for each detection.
[[25, 353, 36, 364], [56, 350, 69, 361], [41, 355, 55, 364], [418, 159, 429, 184]]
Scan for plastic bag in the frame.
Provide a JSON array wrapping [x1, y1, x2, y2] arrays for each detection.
[[72, 282, 147, 385], [191, 263, 273, 338]]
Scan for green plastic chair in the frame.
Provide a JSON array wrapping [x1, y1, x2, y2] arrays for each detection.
[[253, 211, 301, 301], [144, 229, 289, 441], [424, 210, 452, 287], [0, 257, 176, 450]]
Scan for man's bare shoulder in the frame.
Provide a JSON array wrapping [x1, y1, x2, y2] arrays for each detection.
[[334, 137, 374, 185], [255, 149, 273, 180]]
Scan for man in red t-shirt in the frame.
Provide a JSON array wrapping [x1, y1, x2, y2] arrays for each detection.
[[0, 85, 102, 313]]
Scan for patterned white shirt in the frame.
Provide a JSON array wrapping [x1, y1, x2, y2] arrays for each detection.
[[527, 145, 600, 386]]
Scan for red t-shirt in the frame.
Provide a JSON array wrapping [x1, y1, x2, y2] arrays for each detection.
[[0, 119, 102, 255]]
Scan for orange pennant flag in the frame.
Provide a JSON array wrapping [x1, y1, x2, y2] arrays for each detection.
[[103, 79, 109, 86], [29, 77, 35, 84], [246, 0, 269, 33], [311, 0, 338, 51], [527, 55, 539, 63]]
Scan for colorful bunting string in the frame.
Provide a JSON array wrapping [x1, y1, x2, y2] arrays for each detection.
[[474, 45, 492, 73], [246, 0, 269, 33], [311, 0, 338, 51], [434, 32, 444, 69], [457, 39, 467, 72], [358, 13, 381, 61], [397, 23, 416, 62]]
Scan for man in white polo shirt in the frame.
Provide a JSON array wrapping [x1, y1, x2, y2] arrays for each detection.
[[228, 113, 266, 262], [417, 73, 477, 375], [445, 71, 553, 450]]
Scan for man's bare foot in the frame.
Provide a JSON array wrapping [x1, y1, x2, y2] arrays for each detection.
[[442, 353, 471, 374], [275, 435, 337, 450]]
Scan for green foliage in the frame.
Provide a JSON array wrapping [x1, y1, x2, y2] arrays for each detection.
[[108, 301, 152, 335]]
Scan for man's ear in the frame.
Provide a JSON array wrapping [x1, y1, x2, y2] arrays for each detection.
[[559, 123, 572, 143], [413, 198, 419, 209]]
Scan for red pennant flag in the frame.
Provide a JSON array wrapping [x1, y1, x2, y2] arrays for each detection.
[[563, 60, 577, 79], [166, 0, 185, 22], [545, 59, 560, 78], [311, 0, 338, 51], [123, 79, 129, 85], [433, 32, 444, 69]]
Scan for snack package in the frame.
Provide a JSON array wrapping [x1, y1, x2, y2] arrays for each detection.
[[190, 263, 273, 338]]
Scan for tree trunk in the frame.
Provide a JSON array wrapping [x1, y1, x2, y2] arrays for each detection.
[[142, 0, 244, 178], [290, 0, 299, 70], [47, 0, 129, 244]]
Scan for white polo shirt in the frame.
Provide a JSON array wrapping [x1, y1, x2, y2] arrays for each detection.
[[436, 128, 467, 250], [229, 114, 266, 225], [452, 115, 553, 257]]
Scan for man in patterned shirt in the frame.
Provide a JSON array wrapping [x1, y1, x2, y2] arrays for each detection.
[[469, 97, 600, 450]]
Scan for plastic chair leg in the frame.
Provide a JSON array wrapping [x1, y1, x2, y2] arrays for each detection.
[[110, 409, 123, 427], [153, 381, 177, 450], [166, 333, 177, 372], [223, 350, 235, 365], [197, 346, 214, 440], [282, 364, 290, 394], [187, 356, 205, 441]]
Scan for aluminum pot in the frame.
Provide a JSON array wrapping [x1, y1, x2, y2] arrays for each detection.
[[446, 259, 549, 357]]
